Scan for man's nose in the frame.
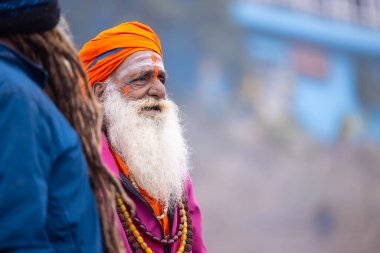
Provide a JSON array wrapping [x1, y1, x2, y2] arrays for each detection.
[[147, 79, 166, 99]]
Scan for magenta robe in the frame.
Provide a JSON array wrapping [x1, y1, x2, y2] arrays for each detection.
[[101, 134, 207, 253]]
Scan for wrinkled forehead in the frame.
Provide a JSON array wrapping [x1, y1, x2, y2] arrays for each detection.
[[110, 50, 165, 81], [124, 50, 163, 66]]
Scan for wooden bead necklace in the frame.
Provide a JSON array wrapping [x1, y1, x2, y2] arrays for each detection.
[[116, 193, 193, 253]]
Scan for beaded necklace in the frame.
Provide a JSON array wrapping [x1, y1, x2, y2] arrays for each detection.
[[116, 193, 193, 253]]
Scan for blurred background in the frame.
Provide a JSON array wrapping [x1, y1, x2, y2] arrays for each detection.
[[61, 0, 380, 252]]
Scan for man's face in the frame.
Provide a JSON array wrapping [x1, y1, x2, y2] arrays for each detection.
[[94, 50, 167, 117], [100, 50, 167, 104]]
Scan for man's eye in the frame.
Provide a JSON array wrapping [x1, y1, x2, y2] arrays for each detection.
[[135, 77, 147, 82], [159, 77, 166, 84], [158, 75, 166, 84], [129, 77, 148, 85]]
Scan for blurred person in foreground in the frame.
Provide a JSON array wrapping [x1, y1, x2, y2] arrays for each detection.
[[79, 22, 207, 253], [0, 1, 131, 252]]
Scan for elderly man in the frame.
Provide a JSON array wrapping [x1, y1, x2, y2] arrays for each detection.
[[79, 22, 207, 253]]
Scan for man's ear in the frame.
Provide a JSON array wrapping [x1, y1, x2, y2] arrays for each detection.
[[93, 82, 107, 101]]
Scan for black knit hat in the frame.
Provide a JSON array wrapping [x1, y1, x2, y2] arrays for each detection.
[[0, 0, 60, 35]]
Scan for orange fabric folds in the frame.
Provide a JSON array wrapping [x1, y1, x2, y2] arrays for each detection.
[[79, 21, 163, 86], [112, 152, 170, 235]]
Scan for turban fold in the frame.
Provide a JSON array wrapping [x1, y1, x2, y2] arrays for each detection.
[[79, 21, 163, 86]]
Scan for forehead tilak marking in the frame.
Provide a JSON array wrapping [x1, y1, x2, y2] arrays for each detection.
[[128, 53, 162, 64], [151, 54, 158, 63], [116, 53, 164, 80], [152, 54, 159, 81]]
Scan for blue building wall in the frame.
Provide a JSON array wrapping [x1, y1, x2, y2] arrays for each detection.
[[232, 2, 380, 143], [294, 53, 358, 141]]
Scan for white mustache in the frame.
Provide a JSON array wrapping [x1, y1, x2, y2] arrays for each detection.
[[135, 98, 170, 112]]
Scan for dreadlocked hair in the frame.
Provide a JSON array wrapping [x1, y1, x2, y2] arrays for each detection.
[[6, 19, 133, 253]]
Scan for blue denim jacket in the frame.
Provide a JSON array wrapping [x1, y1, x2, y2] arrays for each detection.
[[0, 43, 103, 253]]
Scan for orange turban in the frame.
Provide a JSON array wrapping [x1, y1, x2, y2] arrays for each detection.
[[79, 21, 163, 86]]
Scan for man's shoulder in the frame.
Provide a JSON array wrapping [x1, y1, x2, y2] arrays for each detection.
[[0, 55, 80, 153], [184, 175, 195, 196], [0, 66, 54, 134], [0, 43, 47, 95], [0, 57, 40, 95]]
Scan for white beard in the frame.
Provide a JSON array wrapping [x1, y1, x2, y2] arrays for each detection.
[[102, 84, 189, 206]]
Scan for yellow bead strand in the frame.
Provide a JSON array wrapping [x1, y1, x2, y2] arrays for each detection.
[[116, 195, 190, 253]]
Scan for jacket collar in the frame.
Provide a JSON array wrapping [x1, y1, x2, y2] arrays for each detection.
[[0, 42, 48, 88]]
